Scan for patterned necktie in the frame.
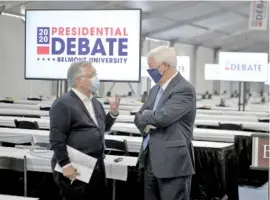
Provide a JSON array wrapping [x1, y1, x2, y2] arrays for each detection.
[[143, 87, 164, 150]]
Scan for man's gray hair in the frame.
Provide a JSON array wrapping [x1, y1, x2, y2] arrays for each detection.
[[67, 61, 92, 88], [147, 45, 177, 68]]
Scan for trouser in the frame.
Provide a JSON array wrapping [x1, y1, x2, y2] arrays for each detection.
[[53, 159, 107, 200], [144, 155, 192, 200]]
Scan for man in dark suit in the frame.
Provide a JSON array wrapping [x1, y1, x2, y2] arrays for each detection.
[[49, 61, 120, 200], [134, 46, 196, 200]]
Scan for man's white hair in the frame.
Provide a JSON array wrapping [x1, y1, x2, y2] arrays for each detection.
[[67, 61, 92, 88], [147, 45, 177, 68]]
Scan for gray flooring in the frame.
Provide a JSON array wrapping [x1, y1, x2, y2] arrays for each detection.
[[239, 183, 268, 200]]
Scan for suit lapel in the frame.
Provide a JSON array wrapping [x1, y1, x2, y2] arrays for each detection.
[[157, 73, 182, 109], [148, 85, 160, 110], [92, 98, 103, 129]]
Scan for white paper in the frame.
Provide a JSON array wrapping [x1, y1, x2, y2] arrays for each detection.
[[55, 146, 97, 183], [104, 155, 137, 181]]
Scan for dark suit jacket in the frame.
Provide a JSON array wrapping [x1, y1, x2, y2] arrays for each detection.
[[49, 90, 116, 168], [134, 73, 196, 178]]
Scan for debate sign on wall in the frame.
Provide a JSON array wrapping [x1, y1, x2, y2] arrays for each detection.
[[204, 64, 220, 80], [25, 10, 141, 82], [265, 64, 270, 85], [151, 56, 190, 87], [177, 56, 190, 82], [249, 0, 268, 30], [218, 52, 268, 82]]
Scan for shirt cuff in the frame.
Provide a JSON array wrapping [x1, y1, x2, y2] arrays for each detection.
[[62, 163, 72, 168], [110, 112, 118, 118], [144, 126, 149, 133]]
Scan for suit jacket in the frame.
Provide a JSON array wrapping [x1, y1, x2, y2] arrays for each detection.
[[49, 90, 116, 169], [134, 73, 196, 179]]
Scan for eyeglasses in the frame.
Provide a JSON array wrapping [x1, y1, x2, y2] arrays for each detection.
[[80, 73, 97, 79]]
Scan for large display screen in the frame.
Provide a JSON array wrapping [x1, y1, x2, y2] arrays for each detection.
[[25, 9, 142, 82]]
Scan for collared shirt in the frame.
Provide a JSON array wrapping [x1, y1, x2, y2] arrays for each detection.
[[162, 72, 178, 91], [72, 88, 99, 127]]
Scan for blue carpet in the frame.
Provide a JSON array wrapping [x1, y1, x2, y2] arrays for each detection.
[[239, 183, 268, 200]]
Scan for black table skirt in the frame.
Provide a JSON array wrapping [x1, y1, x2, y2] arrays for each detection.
[[234, 135, 269, 187], [190, 146, 238, 200], [0, 146, 238, 200]]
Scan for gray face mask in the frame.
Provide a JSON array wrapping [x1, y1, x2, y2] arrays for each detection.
[[90, 76, 100, 93]]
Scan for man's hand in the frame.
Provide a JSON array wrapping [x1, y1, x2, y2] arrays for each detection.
[[107, 95, 121, 116], [144, 125, 156, 133], [63, 165, 79, 180]]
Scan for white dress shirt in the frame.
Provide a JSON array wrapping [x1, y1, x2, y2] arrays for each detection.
[[72, 88, 99, 126], [162, 72, 178, 91]]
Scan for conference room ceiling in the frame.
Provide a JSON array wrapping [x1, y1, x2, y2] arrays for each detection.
[[1, 1, 269, 53]]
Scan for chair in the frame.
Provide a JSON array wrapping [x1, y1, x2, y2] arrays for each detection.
[[0, 156, 27, 196], [14, 120, 39, 130], [105, 139, 129, 156], [105, 139, 129, 200], [217, 98, 226, 107], [27, 97, 42, 101], [258, 118, 269, 123], [197, 106, 211, 110], [1, 120, 39, 147], [0, 99, 14, 103], [40, 106, 50, 111], [218, 123, 243, 131]]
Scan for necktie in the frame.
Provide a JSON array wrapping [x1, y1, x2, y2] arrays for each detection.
[[143, 88, 164, 150]]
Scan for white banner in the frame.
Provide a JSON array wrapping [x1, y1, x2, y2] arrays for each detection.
[[204, 64, 220, 80], [265, 64, 270, 85], [249, 0, 268, 30], [218, 52, 268, 82], [177, 56, 190, 81]]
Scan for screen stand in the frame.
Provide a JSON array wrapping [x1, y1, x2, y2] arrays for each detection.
[[238, 81, 246, 111], [56, 80, 67, 98], [107, 82, 136, 96], [243, 82, 246, 111]]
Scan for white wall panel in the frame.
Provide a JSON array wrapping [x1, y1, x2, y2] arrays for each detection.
[[0, 15, 53, 99], [195, 47, 214, 93], [174, 43, 215, 94]]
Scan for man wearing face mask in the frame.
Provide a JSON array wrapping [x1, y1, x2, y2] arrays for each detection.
[[49, 61, 120, 200], [134, 46, 196, 200]]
